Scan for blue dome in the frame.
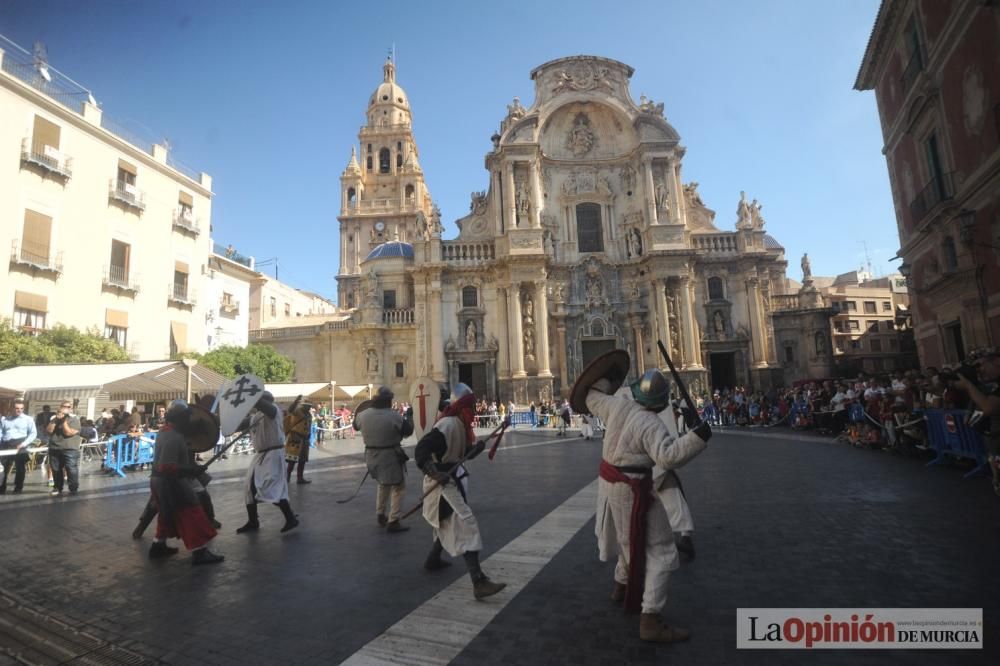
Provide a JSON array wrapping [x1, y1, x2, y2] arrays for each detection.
[[365, 241, 414, 261], [763, 234, 784, 250]]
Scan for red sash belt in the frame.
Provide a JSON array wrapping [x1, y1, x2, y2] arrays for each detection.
[[599, 459, 652, 614]]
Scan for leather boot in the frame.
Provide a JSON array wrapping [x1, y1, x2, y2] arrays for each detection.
[[191, 548, 225, 566], [277, 499, 299, 532], [377, 513, 388, 527], [472, 575, 507, 600], [639, 614, 690, 643], [676, 534, 695, 560], [424, 539, 451, 571], [148, 541, 178, 559], [236, 503, 260, 533], [611, 582, 626, 602], [386, 520, 409, 533]]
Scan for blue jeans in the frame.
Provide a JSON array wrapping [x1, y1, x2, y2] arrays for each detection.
[[49, 448, 80, 492]]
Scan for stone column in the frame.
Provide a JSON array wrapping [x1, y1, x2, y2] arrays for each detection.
[[504, 162, 517, 232], [491, 169, 503, 235], [556, 325, 568, 392], [687, 277, 704, 367], [746, 276, 767, 368], [509, 281, 526, 377], [496, 286, 510, 379], [530, 162, 543, 229], [679, 276, 702, 369], [656, 278, 670, 356], [430, 280, 446, 382], [631, 320, 644, 376], [642, 155, 658, 225], [536, 281, 552, 377], [339, 227, 348, 277]]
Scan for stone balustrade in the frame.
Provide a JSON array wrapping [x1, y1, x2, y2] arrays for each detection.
[[442, 240, 496, 265], [692, 233, 738, 254], [770, 294, 801, 311], [382, 308, 415, 325]]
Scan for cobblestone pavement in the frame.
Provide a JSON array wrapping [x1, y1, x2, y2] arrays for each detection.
[[0, 427, 997, 665]]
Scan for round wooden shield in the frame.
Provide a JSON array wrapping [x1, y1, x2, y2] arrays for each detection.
[[187, 403, 221, 452], [570, 349, 630, 415]]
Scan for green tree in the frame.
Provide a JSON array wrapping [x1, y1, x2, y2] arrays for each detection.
[[182, 344, 295, 382], [0, 321, 128, 370]]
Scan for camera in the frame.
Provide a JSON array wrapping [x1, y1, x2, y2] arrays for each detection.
[[938, 363, 977, 383]]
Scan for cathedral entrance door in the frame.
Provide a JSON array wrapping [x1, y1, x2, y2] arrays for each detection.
[[709, 352, 736, 391], [459, 363, 488, 399], [581, 339, 617, 369]]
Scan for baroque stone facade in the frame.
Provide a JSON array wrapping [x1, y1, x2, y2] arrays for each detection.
[[253, 56, 793, 400]]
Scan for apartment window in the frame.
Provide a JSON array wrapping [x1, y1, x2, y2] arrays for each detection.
[[178, 191, 194, 219], [850, 340, 863, 350], [13, 291, 47, 334], [173, 262, 189, 300], [870, 338, 883, 352], [405, 184, 415, 202], [835, 340, 845, 353], [379, 148, 391, 174], [222, 292, 234, 306], [864, 301, 877, 314], [868, 321, 879, 333], [834, 321, 845, 333], [462, 286, 478, 308], [20, 209, 52, 265], [707, 277, 725, 300], [844, 301, 857, 312], [31, 114, 61, 160], [942, 236, 958, 271], [169, 321, 188, 356], [882, 301, 892, 311], [848, 320, 860, 331], [831, 301, 841, 312], [117, 159, 137, 187], [576, 203, 603, 253], [395, 362, 405, 378], [269, 297, 277, 317], [284, 303, 291, 316], [109, 239, 131, 286], [383, 289, 397, 309]]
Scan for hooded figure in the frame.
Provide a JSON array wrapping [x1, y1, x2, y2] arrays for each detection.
[[414, 383, 506, 600]]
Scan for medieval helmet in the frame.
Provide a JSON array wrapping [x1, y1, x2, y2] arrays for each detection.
[[630, 369, 670, 411], [451, 383, 473, 401], [164, 399, 191, 425]]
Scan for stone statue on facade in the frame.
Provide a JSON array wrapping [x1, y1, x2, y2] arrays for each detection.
[[628, 228, 643, 257], [684, 182, 704, 208], [507, 96, 526, 120], [415, 210, 429, 240], [736, 191, 752, 229], [638, 94, 665, 116], [669, 323, 681, 359], [366, 350, 379, 373], [364, 269, 379, 306], [714, 310, 725, 335], [586, 274, 603, 308], [523, 328, 535, 359], [655, 182, 669, 212], [750, 199, 765, 229], [566, 113, 596, 157], [430, 204, 443, 236], [516, 180, 530, 224], [522, 294, 534, 325], [801, 253, 812, 280], [466, 321, 477, 349], [620, 164, 637, 193], [469, 191, 488, 215]]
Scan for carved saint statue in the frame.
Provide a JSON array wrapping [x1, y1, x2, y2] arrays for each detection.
[[815, 331, 827, 355], [523, 329, 535, 357], [736, 191, 752, 228], [466, 321, 477, 349], [516, 180, 531, 221], [506, 96, 526, 120], [684, 182, 704, 208], [522, 295, 534, 325], [365, 269, 379, 305], [567, 113, 595, 157], [366, 350, 379, 373], [750, 199, 765, 229], [801, 253, 812, 280], [714, 310, 725, 334], [620, 164, 637, 193], [415, 210, 429, 240], [655, 183, 669, 211], [629, 228, 643, 257]]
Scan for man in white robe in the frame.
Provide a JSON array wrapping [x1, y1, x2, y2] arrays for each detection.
[[236, 392, 299, 534]]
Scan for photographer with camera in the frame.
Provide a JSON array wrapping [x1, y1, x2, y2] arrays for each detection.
[[948, 347, 1000, 496], [46, 399, 81, 496]]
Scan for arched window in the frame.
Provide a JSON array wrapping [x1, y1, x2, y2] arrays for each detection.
[[366, 156, 372, 171], [347, 292, 355, 309], [396, 152, 403, 168], [379, 148, 391, 174], [707, 277, 725, 300], [462, 286, 478, 308], [347, 188, 356, 206], [942, 236, 958, 271], [405, 184, 415, 202], [576, 203, 603, 253]]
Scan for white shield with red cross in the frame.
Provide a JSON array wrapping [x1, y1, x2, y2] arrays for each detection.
[[409, 377, 441, 440], [217, 373, 265, 435]]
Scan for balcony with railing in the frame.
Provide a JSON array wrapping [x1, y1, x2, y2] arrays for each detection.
[[102, 265, 140, 294], [442, 240, 496, 265], [172, 208, 200, 235], [770, 294, 801, 312], [692, 233, 739, 254], [382, 308, 415, 325], [220, 297, 240, 316], [212, 242, 254, 268], [20, 138, 72, 179], [109, 179, 146, 212], [168, 283, 196, 307], [10, 239, 63, 275], [909, 172, 954, 223]]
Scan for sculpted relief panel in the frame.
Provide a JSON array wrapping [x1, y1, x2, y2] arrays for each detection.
[[539, 102, 636, 160]]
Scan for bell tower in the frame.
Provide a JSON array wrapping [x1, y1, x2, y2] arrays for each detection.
[[336, 57, 432, 308]]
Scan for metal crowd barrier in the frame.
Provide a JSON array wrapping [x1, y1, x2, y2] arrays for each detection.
[[103, 432, 157, 478], [924, 409, 989, 479]]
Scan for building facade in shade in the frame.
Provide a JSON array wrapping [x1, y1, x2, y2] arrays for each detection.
[[254, 56, 796, 401], [855, 0, 1000, 366], [0, 36, 213, 359]]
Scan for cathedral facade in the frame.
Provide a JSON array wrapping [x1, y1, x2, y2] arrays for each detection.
[[253, 56, 792, 402]]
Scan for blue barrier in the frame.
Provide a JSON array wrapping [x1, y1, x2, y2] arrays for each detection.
[[924, 409, 989, 479], [103, 432, 157, 478], [508, 411, 534, 427]]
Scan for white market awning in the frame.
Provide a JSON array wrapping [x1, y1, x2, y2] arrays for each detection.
[[264, 382, 332, 402], [337, 384, 369, 398], [0, 360, 230, 404]]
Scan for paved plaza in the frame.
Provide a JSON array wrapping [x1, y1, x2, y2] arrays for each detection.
[[1, 427, 997, 665]]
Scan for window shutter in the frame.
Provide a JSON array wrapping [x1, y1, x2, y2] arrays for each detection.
[[178, 191, 194, 207], [14, 291, 48, 312], [106, 309, 129, 328], [118, 159, 137, 176], [170, 321, 188, 352], [32, 115, 61, 150], [174, 261, 189, 274], [22, 210, 53, 255]]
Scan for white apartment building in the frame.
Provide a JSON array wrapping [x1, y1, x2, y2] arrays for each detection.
[[0, 35, 213, 359]]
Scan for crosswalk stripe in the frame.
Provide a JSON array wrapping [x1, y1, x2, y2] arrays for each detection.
[[340, 478, 599, 665]]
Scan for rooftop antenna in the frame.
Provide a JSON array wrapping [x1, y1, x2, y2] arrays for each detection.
[[32, 41, 51, 82], [860, 241, 875, 277]]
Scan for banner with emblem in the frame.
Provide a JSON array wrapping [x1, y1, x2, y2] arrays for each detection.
[[408, 377, 440, 440], [218, 373, 265, 435]]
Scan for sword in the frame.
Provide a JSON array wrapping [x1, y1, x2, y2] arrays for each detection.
[[656, 340, 699, 425], [336, 470, 370, 504], [398, 417, 510, 521]]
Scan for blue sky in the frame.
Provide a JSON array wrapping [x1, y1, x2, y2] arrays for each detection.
[[3, 0, 894, 302]]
